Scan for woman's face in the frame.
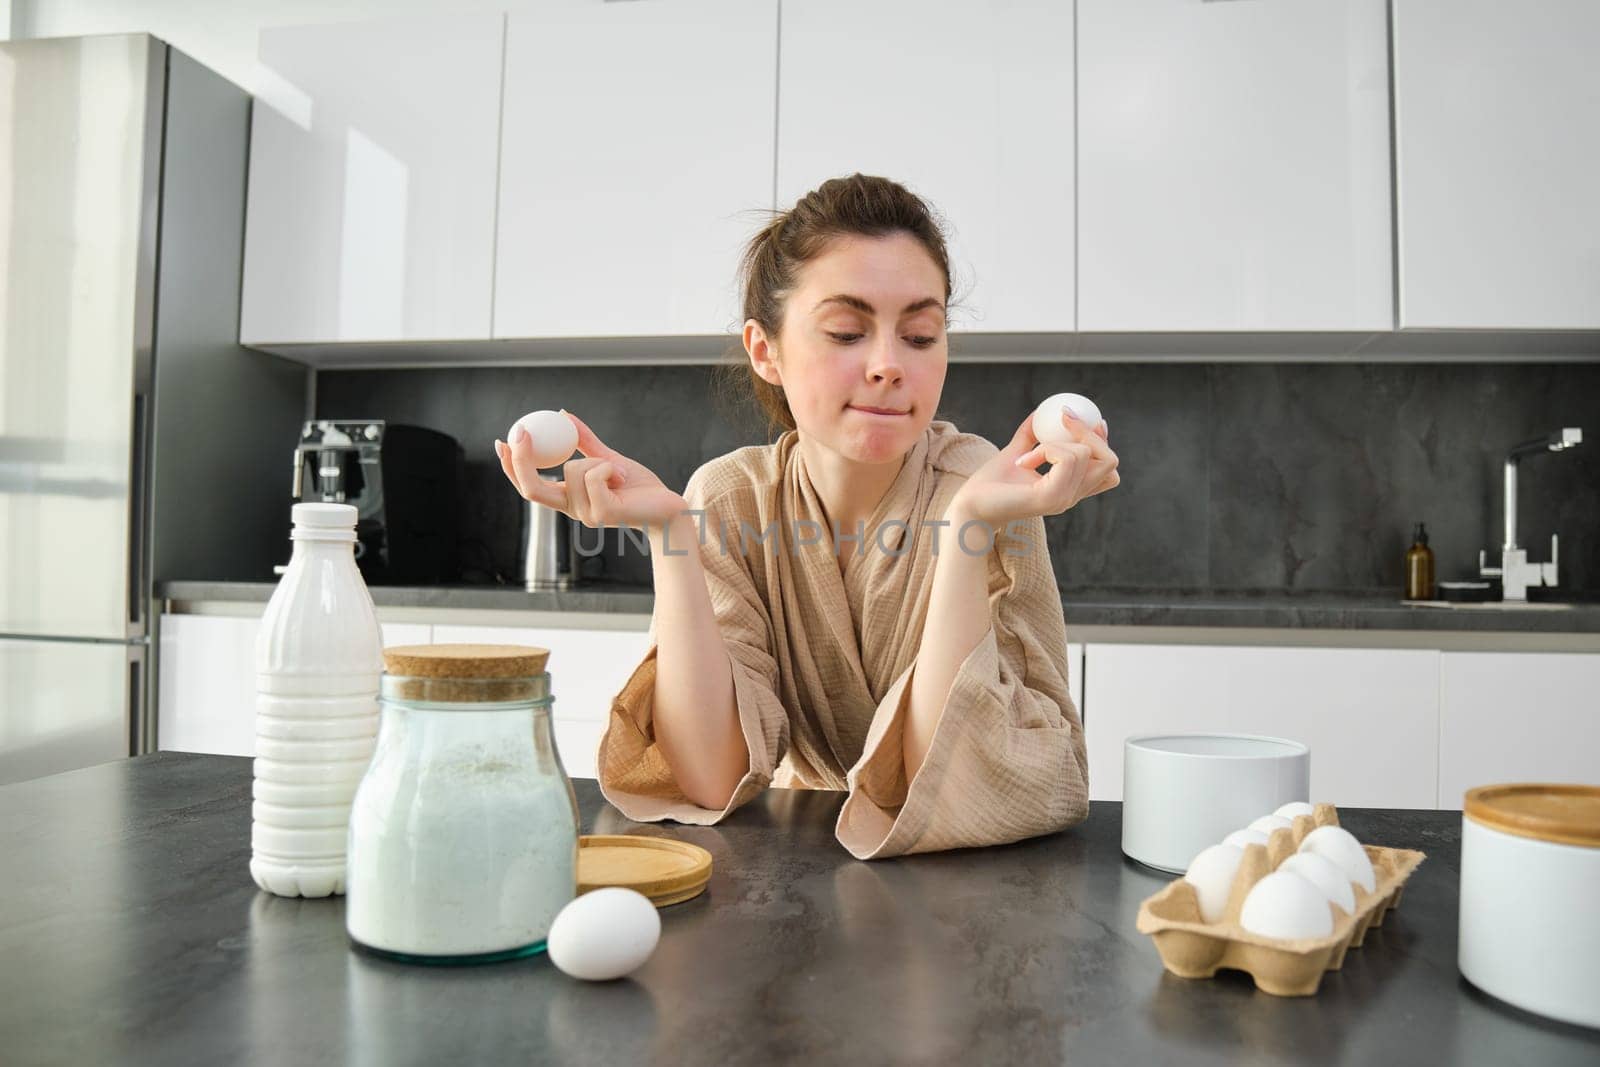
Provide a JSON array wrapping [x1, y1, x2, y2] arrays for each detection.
[[747, 232, 948, 465]]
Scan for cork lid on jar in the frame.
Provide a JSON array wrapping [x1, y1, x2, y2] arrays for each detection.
[[382, 644, 551, 703], [1464, 784, 1600, 848]]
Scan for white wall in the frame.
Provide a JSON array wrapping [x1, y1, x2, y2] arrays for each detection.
[[11, 1, 560, 92]]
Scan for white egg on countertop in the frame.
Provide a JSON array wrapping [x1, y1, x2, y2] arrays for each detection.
[[1031, 392, 1104, 445], [546, 887, 661, 982], [1278, 852, 1357, 916], [1183, 844, 1244, 924], [1247, 814, 1295, 836], [1223, 828, 1270, 850], [1239, 871, 1336, 941], [1274, 801, 1316, 820], [508, 409, 579, 469], [1298, 825, 1376, 894]]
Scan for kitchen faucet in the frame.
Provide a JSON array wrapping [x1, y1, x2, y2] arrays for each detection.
[[1479, 427, 1583, 600]]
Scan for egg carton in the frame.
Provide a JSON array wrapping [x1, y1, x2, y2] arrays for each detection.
[[1134, 803, 1426, 997]]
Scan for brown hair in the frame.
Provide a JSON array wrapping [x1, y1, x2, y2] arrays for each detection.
[[715, 173, 957, 437]]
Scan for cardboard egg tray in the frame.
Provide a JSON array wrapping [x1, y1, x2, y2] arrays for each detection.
[[1134, 803, 1426, 996]]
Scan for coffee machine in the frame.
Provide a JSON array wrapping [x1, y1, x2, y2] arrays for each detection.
[[293, 420, 462, 584]]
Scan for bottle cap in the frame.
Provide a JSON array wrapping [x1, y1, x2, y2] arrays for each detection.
[[292, 502, 358, 528], [1412, 523, 1428, 545]]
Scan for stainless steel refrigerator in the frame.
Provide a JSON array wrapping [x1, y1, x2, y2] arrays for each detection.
[[1, 34, 307, 785]]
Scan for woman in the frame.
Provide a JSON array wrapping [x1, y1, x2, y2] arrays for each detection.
[[495, 174, 1120, 859]]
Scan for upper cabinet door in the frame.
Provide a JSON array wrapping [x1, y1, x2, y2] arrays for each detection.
[[776, 0, 1075, 334], [241, 15, 503, 344], [1077, 0, 1393, 332], [494, 0, 778, 339], [1394, 0, 1600, 329]]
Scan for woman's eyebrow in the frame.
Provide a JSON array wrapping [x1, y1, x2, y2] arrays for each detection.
[[812, 294, 944, 316]]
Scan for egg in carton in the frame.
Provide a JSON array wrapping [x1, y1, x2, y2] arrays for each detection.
[[1134, 803, 1426, 996]]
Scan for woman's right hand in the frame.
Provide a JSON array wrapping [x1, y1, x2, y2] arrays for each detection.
[[494, 411, 687, 531]]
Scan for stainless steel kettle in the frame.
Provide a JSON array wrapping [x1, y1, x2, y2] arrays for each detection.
[[523, 481, 579, 590]]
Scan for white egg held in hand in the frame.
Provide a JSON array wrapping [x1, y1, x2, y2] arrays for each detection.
[[547, 887, 661, 981], [1298, 825, 1376, 893], [1223, 828, 1270, 850], [1247, 814, 1295, 836], [1183, 844, 1244, 923], [1278, 852, 1357, 916], [1032, 392, 1103, 444], [1239, 871, 1336, 940], [508, 410, 579, 469], [1274, 801, 1316, 820]]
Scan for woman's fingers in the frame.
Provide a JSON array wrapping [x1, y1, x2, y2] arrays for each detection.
[[992, 418, 1122, 518], [563, 457, 626, 521], [563, 457, 597, 522], [1003, 411, 1038, 458], [1013, 444, 1046, 471], [582, 462, 621, 519], [508, 430, 562, 506], [500, 437, 571, 513], [1083, 435, 1121, 496], [1079, 461, 1117, 499], [1059, 444, 1096, 505], [1016, 442, 1074, 513], [498, 427, 641, 524], [565, 410, 617, 461], [494, 439, 519, 492]]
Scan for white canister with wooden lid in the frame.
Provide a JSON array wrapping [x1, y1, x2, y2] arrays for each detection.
[[1458, 783, 1600, 1029]]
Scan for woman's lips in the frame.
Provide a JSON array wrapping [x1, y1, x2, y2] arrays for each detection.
[[849, 405, 909, 417]]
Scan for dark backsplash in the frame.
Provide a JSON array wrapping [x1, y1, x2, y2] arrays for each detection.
[[316, 361, 1600, 595]]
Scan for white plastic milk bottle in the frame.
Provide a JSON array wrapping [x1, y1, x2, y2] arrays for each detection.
[[250, 502, 385, 897]]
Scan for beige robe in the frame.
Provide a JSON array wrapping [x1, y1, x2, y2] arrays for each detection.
[[596, 420, 1089, 859]]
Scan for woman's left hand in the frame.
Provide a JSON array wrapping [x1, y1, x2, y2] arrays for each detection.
[[950, 410, 1120, 528]]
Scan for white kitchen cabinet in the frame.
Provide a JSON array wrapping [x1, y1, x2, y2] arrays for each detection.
[[1076, 0, 1392, 331], [241, 14, 503, 344], [158, 614, 430, 757], [1393, 0, 1600, 328], [776, 0, 1075, 333], [493, 0, 777, 339], [1438, 652, 1600, 808], [431, 624, 653, 779], [1082, 644, 1439, 808]]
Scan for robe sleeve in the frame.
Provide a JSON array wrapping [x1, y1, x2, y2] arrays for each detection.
[[834, 515, 1089, 859], [595, 472, 790, 826]]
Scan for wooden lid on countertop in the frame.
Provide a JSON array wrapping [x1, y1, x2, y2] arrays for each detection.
[[578, 835, 712, 908], [1464, 783, 1600, 848]]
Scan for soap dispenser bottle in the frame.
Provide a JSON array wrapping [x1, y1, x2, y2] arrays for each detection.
[[1405, 523, 1436, 601]]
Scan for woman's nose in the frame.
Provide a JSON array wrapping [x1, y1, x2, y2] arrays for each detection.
[[865, 337, 904, 383]]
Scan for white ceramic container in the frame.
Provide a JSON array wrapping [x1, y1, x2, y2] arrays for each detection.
[[1122, 734, 1311, 874], [1459, 783, 1600, 1030]]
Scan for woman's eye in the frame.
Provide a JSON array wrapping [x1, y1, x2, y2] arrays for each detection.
[[826, 331, 937, 347]]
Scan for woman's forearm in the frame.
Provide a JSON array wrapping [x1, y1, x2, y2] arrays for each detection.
[[647, 513, 748, 810], [904, 509, 993, 780]]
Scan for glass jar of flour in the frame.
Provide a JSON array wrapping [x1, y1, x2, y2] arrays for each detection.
[[346, 644, 579, 964]]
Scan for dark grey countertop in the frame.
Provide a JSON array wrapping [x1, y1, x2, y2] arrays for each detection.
[[4, 753, 1597, 1065], [158, 579, 1600, 633], [160, 578, 657, 615]]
